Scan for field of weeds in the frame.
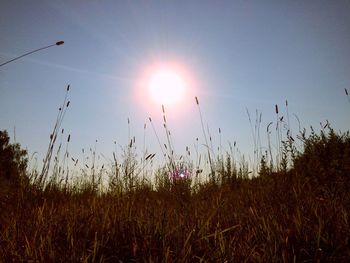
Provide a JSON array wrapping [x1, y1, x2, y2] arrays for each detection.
[[1, 88, 350, 262], [1, 125, 350, 262]]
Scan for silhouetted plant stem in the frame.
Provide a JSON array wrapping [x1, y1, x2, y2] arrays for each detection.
[[345, 88, 350, 104], [195, 96, 215, 181], [39, 85, 70, 188], [267, 122, 274, 170]]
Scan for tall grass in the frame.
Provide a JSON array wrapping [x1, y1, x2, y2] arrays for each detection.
[[195, 96, 215, 182], [1, 88, 350, 262], [38, 85, 71, 189]]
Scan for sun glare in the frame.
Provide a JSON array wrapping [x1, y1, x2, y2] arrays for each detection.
[[148, 70, 185, 106], [135, 60, 198, 116]]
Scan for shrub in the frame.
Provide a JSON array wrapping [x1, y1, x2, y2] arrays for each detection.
[[293, 127, 350, 193], [0, 130, 28, 185]]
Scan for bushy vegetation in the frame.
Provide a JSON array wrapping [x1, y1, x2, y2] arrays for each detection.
[[1, 124, 349, 262], [0, 130, 27, 185]]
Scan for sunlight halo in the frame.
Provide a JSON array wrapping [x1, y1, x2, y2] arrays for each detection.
[[148, 69, 185, 106], [134, 60, 198, 119]]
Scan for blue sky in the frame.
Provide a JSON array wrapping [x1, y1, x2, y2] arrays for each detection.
[[1, 1, 350, 172]]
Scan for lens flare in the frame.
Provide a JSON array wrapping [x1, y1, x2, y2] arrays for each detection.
[[170, 167, 192, 180]]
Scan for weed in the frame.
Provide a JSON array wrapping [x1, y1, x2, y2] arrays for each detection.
[[1, 89, 349, 262]]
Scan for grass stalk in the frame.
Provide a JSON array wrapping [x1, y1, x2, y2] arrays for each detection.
[[195, 96, 215, 181]]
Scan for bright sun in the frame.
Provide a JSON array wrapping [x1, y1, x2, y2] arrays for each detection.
[[148, 69, 186, 106], [135, 60, 197, 115]]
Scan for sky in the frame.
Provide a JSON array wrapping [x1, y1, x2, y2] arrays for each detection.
[[1, 0, 350, 173]]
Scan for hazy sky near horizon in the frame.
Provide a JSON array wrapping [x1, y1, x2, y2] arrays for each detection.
[[1, 1, 350, 170]]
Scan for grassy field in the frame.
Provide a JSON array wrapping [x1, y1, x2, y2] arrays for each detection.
[[1, 89, 350, 262], [1, 126, 349, 262]]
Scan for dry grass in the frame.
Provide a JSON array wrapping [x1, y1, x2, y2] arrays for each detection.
[[1, 145, 350, 262], [1, 89, 350, 262]]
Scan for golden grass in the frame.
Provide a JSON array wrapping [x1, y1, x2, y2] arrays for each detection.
[[1, 89, 350, 262], [1, 165, 350, 262]]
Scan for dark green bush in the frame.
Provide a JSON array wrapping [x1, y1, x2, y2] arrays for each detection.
[[0, 130, 28, 185], [293, 127, 350, 193]]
